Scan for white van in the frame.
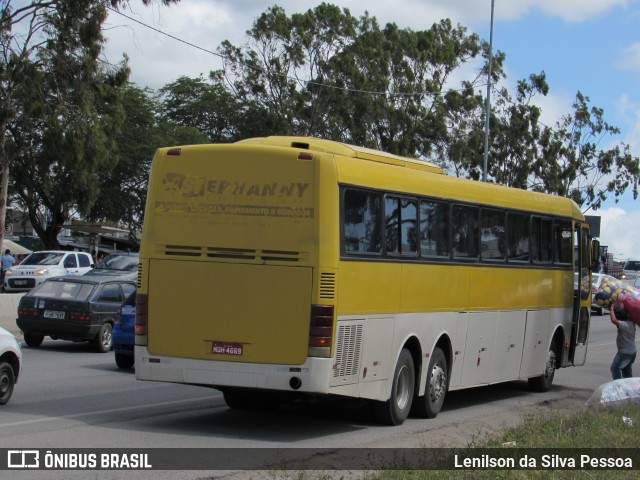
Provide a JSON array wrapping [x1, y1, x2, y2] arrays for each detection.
[[3, 251, 94, 292]]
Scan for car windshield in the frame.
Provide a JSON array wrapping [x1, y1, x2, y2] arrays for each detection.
[[31, 280, 95, 301], [21, 252, 64, 266], [95, 255, 138, 271], [624, 261, 640, 271]]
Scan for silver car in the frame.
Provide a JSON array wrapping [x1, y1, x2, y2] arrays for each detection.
[[0, 326, 22, 405]]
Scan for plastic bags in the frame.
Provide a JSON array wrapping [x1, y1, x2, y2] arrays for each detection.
[[587, 378, 640, 406], [594, 275, 640, 327]]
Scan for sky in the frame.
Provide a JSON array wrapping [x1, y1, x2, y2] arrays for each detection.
[[102, 0, 640, 261]]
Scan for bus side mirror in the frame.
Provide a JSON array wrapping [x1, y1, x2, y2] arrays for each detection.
[[591, 239, 601, 271]]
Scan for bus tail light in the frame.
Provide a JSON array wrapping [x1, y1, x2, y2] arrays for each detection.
[[135, 293, 148, 345], [308, 304, 334, 357]]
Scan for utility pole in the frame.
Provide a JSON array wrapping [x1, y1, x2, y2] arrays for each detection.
[[482, 0, 495, 182]]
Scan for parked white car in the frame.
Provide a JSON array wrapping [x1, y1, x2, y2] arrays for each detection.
[[3, 250, 94, 292], [0, 326, 21, 405]]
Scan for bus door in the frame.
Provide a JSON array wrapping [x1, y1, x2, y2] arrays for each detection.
[[569, 223, 591, 365]]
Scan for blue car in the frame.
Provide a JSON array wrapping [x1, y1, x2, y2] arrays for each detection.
[[113, 292, 135, 369]]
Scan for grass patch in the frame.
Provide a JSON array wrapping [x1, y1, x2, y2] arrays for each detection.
[[373, 403, 640, 480]]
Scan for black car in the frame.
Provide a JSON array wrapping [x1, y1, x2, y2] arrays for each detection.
[[16, 275, 137, 352], [84, 253, 139, 281]]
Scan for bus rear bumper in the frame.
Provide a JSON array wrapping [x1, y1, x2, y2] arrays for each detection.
[[134, 346, 334, 393]]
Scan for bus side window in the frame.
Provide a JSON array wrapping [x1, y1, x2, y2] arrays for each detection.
[[385, 196, 417, 256], [480, 208, 505, 261], [507, 213, 530, 262], [553, 220, 572, 264], [452, 205, 479, 259], [532, 217, 553, 263], [344, 189, 382, 254], [420, 200, 450, 258]]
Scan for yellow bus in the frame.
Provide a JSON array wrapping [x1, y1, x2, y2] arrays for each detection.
[[135, 136, 598, 425]]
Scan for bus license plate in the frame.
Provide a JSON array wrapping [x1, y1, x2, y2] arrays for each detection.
[[212, 342, 243, 356], [44, 310, 65, 319]]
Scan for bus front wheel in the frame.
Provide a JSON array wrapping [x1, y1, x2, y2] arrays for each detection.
[[412, 347, 448, 419], [528, 341, 557, 392], [373, 348, 415, 426]]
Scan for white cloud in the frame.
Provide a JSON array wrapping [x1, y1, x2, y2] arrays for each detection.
[[535, 0, 630, 22], [105, 0, 237, 88], [102, 0, 638, 90], [593, 207, 640, 260], [617, 42, 640, 71], [616, 93, 640, 152]]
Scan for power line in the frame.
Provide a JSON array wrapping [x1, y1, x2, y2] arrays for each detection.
[[107, 6, 225, 60], [106, 6, 486, 99]]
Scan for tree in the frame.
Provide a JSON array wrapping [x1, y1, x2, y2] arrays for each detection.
[[85, 83, 209, 234], [213, 4, 495, 163], [533, 92, 639, 210], [158, 75, 239, 142], [5, 0, 129, 248], [0, 0, 180, 249]]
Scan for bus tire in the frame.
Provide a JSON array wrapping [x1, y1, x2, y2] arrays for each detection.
[[223, 389, 252, 410], [223, 389, 280, 412], [529, 341, 557, 392], [373, 348, 415, 426], [24, 332, 44, 347], [412, 347, 448, 418]]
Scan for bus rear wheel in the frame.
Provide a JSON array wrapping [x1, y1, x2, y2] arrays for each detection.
[[412, 347, 448, 418], [223, 389, 280, 412], [373, 348, 415, 426]]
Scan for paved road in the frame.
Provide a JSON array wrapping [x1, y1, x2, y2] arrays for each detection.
[[0, 313, 622, 480]]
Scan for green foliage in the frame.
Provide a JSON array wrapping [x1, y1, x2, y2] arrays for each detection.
[[4, 0, 129, 248], [208, 4, 638, 210], [2, 1, 638, 247], [534, 92, 639, 210], [158, 75, 240, 142], [85, 83, 209, 234]]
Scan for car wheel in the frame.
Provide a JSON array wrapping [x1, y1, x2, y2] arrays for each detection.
[[0, 362, 16, 405], [411, 347, 448, 419], [93, 323, 113, 353], [24, 332, 44, 347], [115, 352, 134, 370], [372, 348, 415, 426]]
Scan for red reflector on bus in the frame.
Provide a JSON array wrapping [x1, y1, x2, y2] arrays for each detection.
[[298, 152, 313, 160], [167, 148, 182, 156], [135, 293, 148, 338], [309, 337, 331, 348], [309, 304, 334, 351]]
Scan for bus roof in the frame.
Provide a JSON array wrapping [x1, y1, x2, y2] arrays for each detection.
[[227, 136, 583, 220], [235, 136, 445, 174]]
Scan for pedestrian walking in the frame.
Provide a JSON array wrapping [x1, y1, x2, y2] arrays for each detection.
[[610, 302, 637, 380]]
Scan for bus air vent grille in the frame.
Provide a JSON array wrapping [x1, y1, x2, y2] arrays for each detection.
[[160, 245, 309, 263], [319, 272, 336, 299], [334, 324, 363, 377]]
